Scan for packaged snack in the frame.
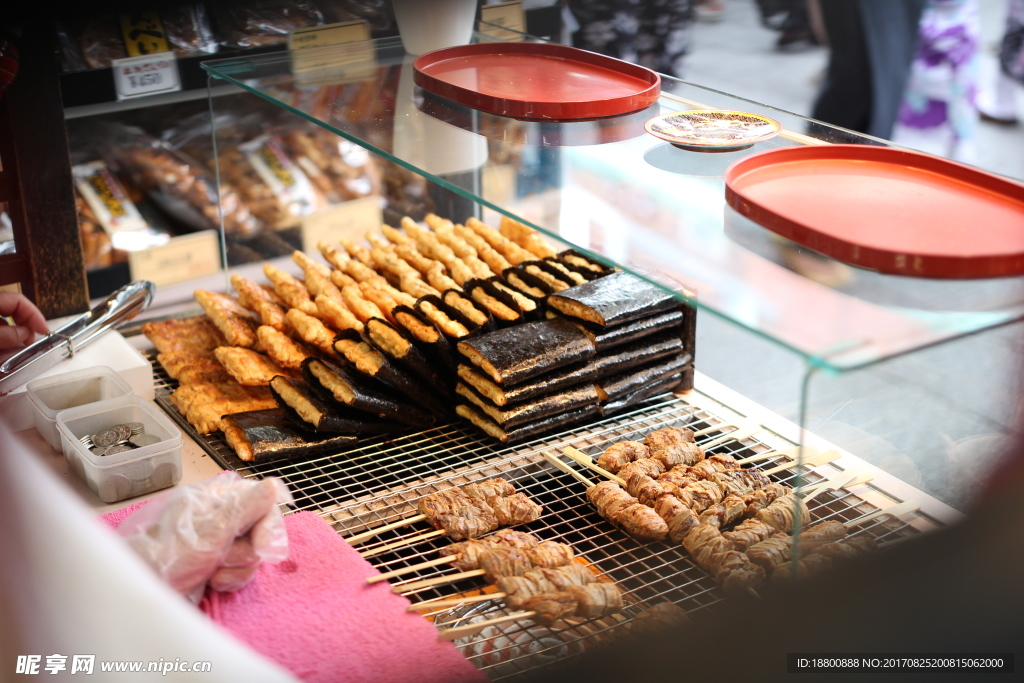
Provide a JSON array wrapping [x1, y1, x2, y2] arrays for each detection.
[[212, 1, 324, 49], [72, 160, 169, 252], [275, 123, 381, 204]]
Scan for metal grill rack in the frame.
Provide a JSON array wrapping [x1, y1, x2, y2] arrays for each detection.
[[145, 350, 940, 680]]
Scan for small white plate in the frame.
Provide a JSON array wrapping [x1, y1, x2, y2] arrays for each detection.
[[645, 110, 782, 152]]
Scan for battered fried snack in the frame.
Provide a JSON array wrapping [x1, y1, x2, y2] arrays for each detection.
[[301, 357, 434, 427], [330, 269, 358, 289], [143, 316, 226, 355], [157, 351, 232, 384], [334, 332, 446, 414], [194, 290, 259, 349], [453, 225, 511, 274], [339, 238, 374, 267], [342, 285, 385, 323], [466, 280, 521, 322], [315, 294, 363, 332], [402, 216, 459, 265], [417, 299, 471, 338], [270, 376, 395, 434], [381, 224, 413, 247], [443, 290, 489, 327], [456, 381, 601, 428], [524, 262, 572, 292], [400, 273, 441, 299], [263, 264, 318, 316], [169, 381, 276, 435], [394, 242, 438, 277], [232, 275, 289, 332], [358, 281, 399, 321], [504, 268, 551, 301], [318, 241, 350, 270], [222, 408, 357, 462], [465, 217, 533, 265], [370, 244, 419, 280], [257, 325, 311, 370], [457, 318, 598, 385], [427, 263, 462, 293], [365, 318, 443, 389], [543, 258, 587, 286], [286, 308, 336, 354], [342, 258, 382, 284], [491, 280, 537, 314], [293, 251, 341, 299], [215, 346, 290, 386], [500, 215, 557, 259], [456, 402, 600, 444]]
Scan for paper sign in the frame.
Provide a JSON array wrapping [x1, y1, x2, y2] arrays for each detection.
[[128, 230, 221, 288], [119, 12, 171, 57], [288, 20, 374, 85], [480, 2, 526, 41], [112, 52, 181, 101], [302, 197, 382, 254]]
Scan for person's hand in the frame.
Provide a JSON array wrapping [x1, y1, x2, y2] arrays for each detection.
[[0, 292, 47, 349], [117, 472, 293, 602]]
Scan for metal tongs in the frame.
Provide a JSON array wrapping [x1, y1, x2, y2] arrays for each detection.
[[0, 280, 155, 396]]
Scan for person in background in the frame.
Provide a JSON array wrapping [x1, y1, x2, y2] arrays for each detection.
[[978, 0, 1024, 125], [567, 0, 694, 78], [891, 0, 981, 163], [811, 0, 927, 140], [0, 291, 47, 349]]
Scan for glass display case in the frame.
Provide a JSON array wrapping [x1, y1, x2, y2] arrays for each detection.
[[186, 33, 1023, 676]]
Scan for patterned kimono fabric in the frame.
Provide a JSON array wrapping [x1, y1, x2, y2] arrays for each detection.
[[979, 0, 1024, 122], [891, 0, 980, 163]]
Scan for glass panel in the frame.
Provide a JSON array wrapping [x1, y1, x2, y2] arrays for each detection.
[[201, 35, 1024, 373]]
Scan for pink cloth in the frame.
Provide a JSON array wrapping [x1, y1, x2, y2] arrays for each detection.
[[102, 505, 484, 683]]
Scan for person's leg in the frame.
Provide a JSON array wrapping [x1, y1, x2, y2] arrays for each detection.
[[636, 0, 693, 78], [569, 0, 640, 64], [811, 1, 871, 134]]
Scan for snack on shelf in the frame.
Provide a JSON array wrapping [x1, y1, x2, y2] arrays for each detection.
[[72, 160, 170, 254], [268, 375, 397, 435], [213, 1, 325, 49], [169, 381, 277, 435], [457, 318, 598, 386], [276, 125, 382, 204], [456, 403, 601, 444], [214, 346, 292, 386], [548, 271, 680, 328], [75, 193, 125, 270], [456, 382, 602, 429], [194, 290, 259, 349], [222, 408, 358, 462], [300, 357, 435, 428]]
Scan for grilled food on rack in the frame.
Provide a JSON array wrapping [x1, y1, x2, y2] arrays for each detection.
[[415, 479, 543, 541], [745, 520, 850, 572], [597, 441, 650, 473], [443, 530, 571, 571], [628, 602, 691, 639], [214, 346, 291, 386], [587, 481, 669, 541], [522, 583, 624, 626], [194, 290, 259, 349], [643, 426, 696, 453], [756, 494, 812, 533], [498, 564, 598, 608]]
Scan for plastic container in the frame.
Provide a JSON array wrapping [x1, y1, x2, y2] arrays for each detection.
[[26, 366, 134, 451], [56, 395, 183, 504]]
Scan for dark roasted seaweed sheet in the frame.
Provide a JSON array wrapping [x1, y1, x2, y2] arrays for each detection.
[[465, 278, 524, 327], [548, 270, 679, 327], [456, 380, 601, 428], [456, 317, 597, 386], [584, 309, 685, 352], [269, 376, 401, 435], [392, 304, 458, 374], [456, 402, 601, 444], [365, 317, 451, 399], [301, 358, 435, 428], [600, 372, 686, 417], [598, 353, 691, 401], [222, 409, 358, 462], [556, 249, 615, 277]]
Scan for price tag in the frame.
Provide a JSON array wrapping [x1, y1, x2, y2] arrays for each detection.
[[111, 52, 181, 101], [480, 2, 526, 41], [289, 20, 374, 86], [301, 197, 382, 254], [128, 230, 221, 288]]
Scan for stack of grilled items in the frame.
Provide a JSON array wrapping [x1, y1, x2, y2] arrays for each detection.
[[455, 270, 696, 442], [415, 478, 543, 540]]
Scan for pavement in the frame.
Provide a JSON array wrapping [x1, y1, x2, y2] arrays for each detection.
[[678, 0, 1024, 510]]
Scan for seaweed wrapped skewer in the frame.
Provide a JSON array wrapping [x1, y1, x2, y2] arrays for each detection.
[[597, 355, 690, 403], [457, 318, 597, 386], [464, 278, 524, 325], [521, 260, 574, 292], [556, 249, 614, 277], [364, 317, 450, 397], [333, 329, 450, 416], [548, 271, 679, 327], [415, 294, 478, 340], [221, 409, 357, 463], [599, 372, 686, 417], [502, 266, 554, 304], [456, 381, 601, 428], [300, 358, 435, 428], [392, 305, 458, 373], [584, 309, 685, 352], [456, 403, 600, 444], [269, 376, 400, 434], [442, 289, 492, 330]]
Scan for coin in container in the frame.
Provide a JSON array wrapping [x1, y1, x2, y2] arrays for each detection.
[[130, 434, 162, 448], [92, 428, 121, 448], [104, 444, 135, 455], [127, 421, 145, 435], [89, 446, 106, 456], [115, 423, 134, 443]]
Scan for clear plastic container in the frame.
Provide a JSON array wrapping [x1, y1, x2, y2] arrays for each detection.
[[56, 395, 183, 504], [26, 366, 134, 451]]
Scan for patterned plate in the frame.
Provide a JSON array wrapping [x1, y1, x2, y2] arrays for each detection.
[[645, 110, 781, 152]]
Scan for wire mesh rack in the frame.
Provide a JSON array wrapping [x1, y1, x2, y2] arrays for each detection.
[[145, 349, 941, 680]]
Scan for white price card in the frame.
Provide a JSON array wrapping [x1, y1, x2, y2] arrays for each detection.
[[111, 51, 181, 101], [128, 230, 221, 288], [302, 197, 382, 254]]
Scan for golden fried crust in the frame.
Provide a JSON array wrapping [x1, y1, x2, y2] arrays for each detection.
[[222, 421, 254, 461], [524, 264, 570, 292], [465, 217, 533, 266], [233, 278, 290, 332], [470, 288, 519, 321], [492, 281, 537, 312], [292, 250, 332, 278], [446, 258, 476, 286], [382, 224, 413, 246], [399, 273, 441, 299], [342, 259, 380, 284], [257, 325, 311, 370], [404, 220, 459, 267], [371, 245, 419, 280], [194, 290, 259, 349], [214, 346, 290, 386], [500, 215, 557, 259], [426, 263, 461, 293], [341, 285, 385, 323], [330, 269, 358, 289], [418, 301, 469, 338], [340, 238, 374, 267], [157, 351, 231, 383], [444, 291, 488, 326], [263, 264, 318, 316], [143, 316, 226, 354], [286, 308, 337, 354], [318, 241, 350, 270], [453, 225, 512, 274], [170, 381, 275, 434], [315, 294, 363, 332], [358, 282, 398, 321], [394, 242, 437, 277]]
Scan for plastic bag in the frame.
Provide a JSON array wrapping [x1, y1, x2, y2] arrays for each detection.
[[213, 1, 324, 49], [275, 121, 382, 204], [117, 472, 294, 603]]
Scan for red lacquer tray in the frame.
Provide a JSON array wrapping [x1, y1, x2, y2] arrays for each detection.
[[724, 145, 1024, 279], [413, 43, 661, 121]]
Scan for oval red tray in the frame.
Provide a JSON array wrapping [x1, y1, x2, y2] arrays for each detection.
[[724, 145, 1024, 279], [413, 43, 661, 121]]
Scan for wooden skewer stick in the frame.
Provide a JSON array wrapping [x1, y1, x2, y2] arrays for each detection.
[[736, 445, 814, 465], [392, 569, 485, 594], [407, 592, 507, 612], [562, 446, 626, 486], [544, 452, 598, 488], [801, 470, 867, 503], [844, 500, 919, 529], [692, 417, 757, 438], [438, 610, 538, 642], [346, 514, 427, 545], [760, 449, 839, 476], [701, 422, 762, 450], [366, 555, 456, 584], [358, 529, 445, 558]]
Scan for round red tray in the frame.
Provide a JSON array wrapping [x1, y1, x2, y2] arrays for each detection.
[[724, 145, 1024, 279], [413, 43, 661, 121]]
